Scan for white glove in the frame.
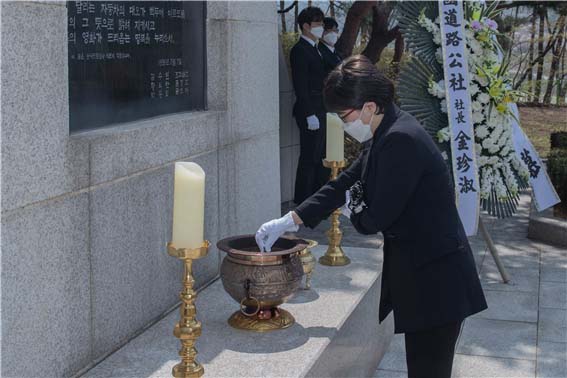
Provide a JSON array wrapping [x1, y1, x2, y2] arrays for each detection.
[[340, 190, 352, 218], [307, 115, 320, 131], [255, 212, 299, 252]]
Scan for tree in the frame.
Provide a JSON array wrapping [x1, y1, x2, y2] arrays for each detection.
[[527, 7, 537, 101], [335, 1, 401, 65], [361, 3, 400, 63], [535, 6, 546, 102], [513, 2, 567, 102], [294, 1, 298, 33], [277, 1, 298, 33], [558, 38, 567, 104], [391, 32, 405, 75], [543, 14, 566, 104], [280, 1, 287, 33], [335, 1, 375, 58]]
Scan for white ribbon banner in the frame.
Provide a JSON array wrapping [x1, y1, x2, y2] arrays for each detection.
[[509, 103, 561, 211], [439, 0, 480, 236], [492, 39, 561, 212]]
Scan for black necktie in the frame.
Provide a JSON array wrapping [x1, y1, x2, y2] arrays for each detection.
[[314, 43, 322, 58]]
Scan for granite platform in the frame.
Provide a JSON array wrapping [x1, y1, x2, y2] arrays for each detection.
[[82, 245, 394, 378]]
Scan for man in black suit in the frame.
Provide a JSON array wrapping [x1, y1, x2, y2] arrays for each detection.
[[319, 17, 343, 76], [257, 56, 487, 378], [290, 7, 329, 204]]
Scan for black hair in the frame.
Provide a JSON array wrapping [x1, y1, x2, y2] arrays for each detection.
[[297, 7, 324, 31], [323, 17, 339, 31], [323, 55, 395, 115]]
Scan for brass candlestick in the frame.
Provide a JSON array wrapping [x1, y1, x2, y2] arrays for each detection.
[[299, 239, 318, 289], [167, 240, 210, 378], [319, 160, 351, 266]]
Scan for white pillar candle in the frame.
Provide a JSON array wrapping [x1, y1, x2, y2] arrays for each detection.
[[326, 113, 345, 162], [172, 162, 205, 249]]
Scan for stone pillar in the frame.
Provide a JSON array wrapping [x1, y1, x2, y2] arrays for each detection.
[[0, 1, 280, 376]]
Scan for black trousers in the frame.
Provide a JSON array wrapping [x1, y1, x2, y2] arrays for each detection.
[[404, 321, 462, 378], [293, 114, 330, 204]]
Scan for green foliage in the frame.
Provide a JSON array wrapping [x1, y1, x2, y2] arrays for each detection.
[[551, 131, 567, 149], [281, 32, 300, 73], [344, 135, 362, 166], [395, 1, 445, 139], [547, 148, 567, 217], [376, 47, 412, 83], [396, 1, 440, 66]]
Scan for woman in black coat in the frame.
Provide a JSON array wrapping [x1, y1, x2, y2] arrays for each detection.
[[256, 55, 487, 378]]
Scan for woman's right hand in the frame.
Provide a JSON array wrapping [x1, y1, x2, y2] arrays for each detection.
[[255, 211, 300, 252]]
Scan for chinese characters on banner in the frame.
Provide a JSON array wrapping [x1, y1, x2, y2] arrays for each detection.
[[509, 103, 561, 211], [439, 0, 480, 235], [488, 14, 561, 212]]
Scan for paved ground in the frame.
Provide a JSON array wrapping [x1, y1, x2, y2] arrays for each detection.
[[286, 193, 567, 378]]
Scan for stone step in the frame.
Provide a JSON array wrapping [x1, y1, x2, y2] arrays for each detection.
[[83, 245, 394, 378]]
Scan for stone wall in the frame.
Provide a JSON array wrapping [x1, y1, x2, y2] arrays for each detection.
[[0, 2, 280, 376], [278, 37, 300, 204]]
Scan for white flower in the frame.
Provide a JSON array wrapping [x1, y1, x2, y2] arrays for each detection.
[[472, 111, 485, 124], [482, 138, 492, 148], [495, 174, 507, 200], [475, 143, 483, 152], [480, 167, 493, 199], [470, 83, 480, 96], [487, 110, 506, 127], [440, 99, 448, 113], [428, 80, 445, 99], [437, 80, 445, 96], [490, 124, 504, 143], [470, 39, 483, 55], [419, 13, 442, 46], [512, 157, 530, 180], [478, 93, 490, 104], [476, 125, 489, 139], [433, 32, 442, 46], [437, 127, 450, 143], [441, 151, 449, 160], [472, 101, 483, 112], [489, 156, 500, 165], [427, 82, 437, 97], [476, 75, 489, 87]]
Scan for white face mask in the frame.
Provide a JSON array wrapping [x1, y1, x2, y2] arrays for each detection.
[[323, 32, 338, 46], [344, 107, 374, 143], [310, 25, 324, 39]]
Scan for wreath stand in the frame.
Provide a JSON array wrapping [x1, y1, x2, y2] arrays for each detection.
[[478, 217, 510, 283]]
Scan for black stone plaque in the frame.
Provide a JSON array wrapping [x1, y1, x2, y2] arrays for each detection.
[[68, 1, 206, 132]]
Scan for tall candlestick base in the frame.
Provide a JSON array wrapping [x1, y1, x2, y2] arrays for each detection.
[[167, 241, 210, 378], [319, 160, 351, 267]]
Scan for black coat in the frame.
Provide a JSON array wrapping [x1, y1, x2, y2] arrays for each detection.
[[295, 103, 488, 334], [290, 37, 326, 120], [318, 42, 342, 77]]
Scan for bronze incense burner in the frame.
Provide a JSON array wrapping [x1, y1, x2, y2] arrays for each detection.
[[217, 235, 307, 332]]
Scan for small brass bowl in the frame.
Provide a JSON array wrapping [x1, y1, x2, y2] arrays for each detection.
[[217, 235, 307, 332]]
